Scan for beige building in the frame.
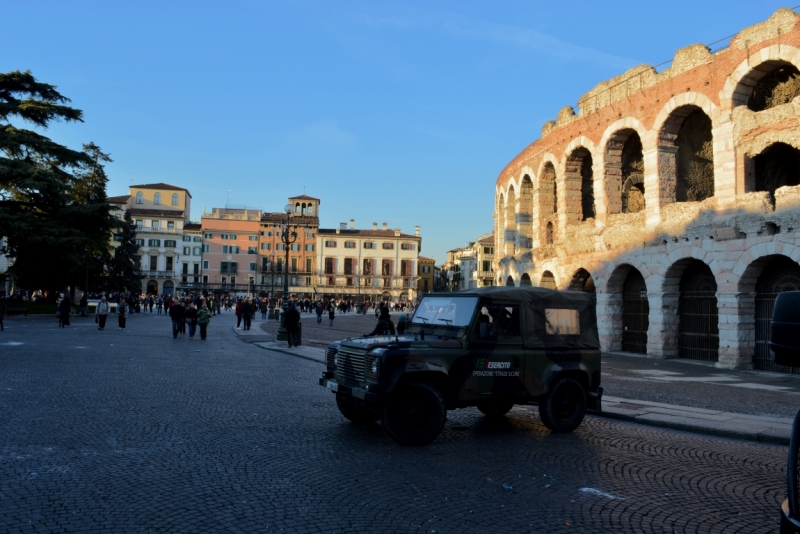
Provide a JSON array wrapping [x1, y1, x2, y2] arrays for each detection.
[[417, 256, 435, 295], [315, 221, 422, 302], [109, 183, 191, 296]]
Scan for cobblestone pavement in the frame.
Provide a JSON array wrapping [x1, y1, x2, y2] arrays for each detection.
[[0, 313, 788, 533], [258, 310, 800, 419]]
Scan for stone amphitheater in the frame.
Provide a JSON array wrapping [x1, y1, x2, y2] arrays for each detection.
[[493, 8, 800, 371]]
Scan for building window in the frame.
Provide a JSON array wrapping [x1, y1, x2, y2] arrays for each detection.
[[148, 239, 160, 247], [202, 244, 209, 253], [401, 260, 412, 276], [135, 220, 142, 227], [325, 258, 335, 275], [183, 235, 192, 242], [327, 276, 335, 286], [363, 242, 375, 249], [204, 233, 213, 239], [276, 243, 285, 251], [154, 193, 161, 205], [193, 236, 201, 242], [134, 239, 144, 246], [306, 232, 314, 238], [193, 247, 201, 255], [291, 258, 298, 272], [401, 243, 415, 250], [220, 234, 229, 240], [230, 246, 240, 254], [261, 231, 272, 237], [261, 243, 270, 250], [305, 244, 314, 252], [248, 246, 257, 254], [382, 243, 394, 250], [250, 262, 257, 271], [325, 240, 337, 248], [344, 258, 354, 275], [164, 240, 177, 247], [221, 261, 237, 273], [344, 241, 356, 248], [151, 220, 159, 229], [484, 247, 493, 254], [249, 235, 257, 241], [222, 245, 228, 253], [203, 260, 209, 269], [291, 243, 300, 251], [184, 247, 191, 255], [171, 193, 178, 206], [135, 191, 143, 204], [423, 266, 431, 273], [167, 221, 175, 229], [230, 234, 237, 240]]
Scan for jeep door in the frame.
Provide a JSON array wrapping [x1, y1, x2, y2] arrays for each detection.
[[467, 300, 526, 398]]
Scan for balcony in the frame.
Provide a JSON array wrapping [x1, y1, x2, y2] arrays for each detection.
[[473, 270, 495, 280], [136, 270, 176, 278], [135, 226, 181, 234]]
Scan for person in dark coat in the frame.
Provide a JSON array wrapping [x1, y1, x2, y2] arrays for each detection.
[[185, 303, 198, 339], [366, 307, 395, 337], [242, 298, 253, 331], [169, 300, 185, 339], [284, 303, 301, 348], [79, 294, 88, 317], [57, 296, 71, 327], [118, 298, 127, 330], [235, 298, 243, 328]]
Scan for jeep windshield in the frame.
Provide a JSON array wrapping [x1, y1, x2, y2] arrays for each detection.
[[411, 296, 478, 328]]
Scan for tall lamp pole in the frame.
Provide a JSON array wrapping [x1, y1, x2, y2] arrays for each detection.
[[268, 253, 277, 319], [276, 204, 298, 341]]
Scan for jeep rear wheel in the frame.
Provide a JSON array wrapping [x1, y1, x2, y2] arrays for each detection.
[[539, 377, 586, 433], [336, 394, 379, 424], [477, 399, 514, 418], [381, 382, 447, 446]]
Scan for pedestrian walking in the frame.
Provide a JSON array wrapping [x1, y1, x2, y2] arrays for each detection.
[[285, 303, 301, 348], [235, 298, 243, 329], [169, 299, 184, 339], [328, 306, 335, 327], [79, 294, 88, 317], [197, 303, 212, 340], [242, 298, 252, 331], [316, 302, 324, 324], [57, 296, 71, 327], [185, 302, 198, 339], [118, 298, 127, 329], [95, 297, 110, 330], [156, 297, 163, 315]]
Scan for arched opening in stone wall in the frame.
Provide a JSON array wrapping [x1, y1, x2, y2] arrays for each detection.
[[520, 273, 532, 286], [568, 268, 595, 293], [604, 129, 643, 214], [747, 63, 800, 112], [622, 268, 649, 354], [754, 142, 800, 205], [545, 222, 554, 245], [163, 280, 175, 296], [518, 176, 534, 249], [621, 134, 645, 213], [506, 275, 515, 287], [566, 148, 594, 221], [539, 163, 557, 244], [497, 193, 505, 257], [660, 107, 714, 203], [539, 271, 556, 289], [678, 260, 718, 362], [753, 255, 800, 373], [505, 186, 516, 256], [147, 280, 158, 295]]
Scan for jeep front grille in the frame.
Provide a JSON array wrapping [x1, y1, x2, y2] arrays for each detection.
[[334, 346, 367, 383], [326, 347, 337, 368]]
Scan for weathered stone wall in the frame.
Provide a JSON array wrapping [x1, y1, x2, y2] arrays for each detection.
[[493, 9, 800, 370]]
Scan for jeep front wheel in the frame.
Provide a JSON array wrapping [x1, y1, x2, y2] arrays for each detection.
[[381, 382, 447, 446], [336, 394, 379, 424], [539, 377, 586, 433], [477, 398, 514, 418]]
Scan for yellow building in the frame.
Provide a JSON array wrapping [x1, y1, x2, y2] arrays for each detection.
[[417, 256, 435, 295]]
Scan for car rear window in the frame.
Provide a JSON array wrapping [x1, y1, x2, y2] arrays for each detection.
[[545, 309, 580, 335]]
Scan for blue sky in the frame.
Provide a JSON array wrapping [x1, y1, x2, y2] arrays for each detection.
[[3, 0, 793, 263]]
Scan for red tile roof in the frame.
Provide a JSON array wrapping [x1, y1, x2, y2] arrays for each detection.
[[318, 229, 420, 239], [130, 183, 192, 197], [107, 195, 130, 204]]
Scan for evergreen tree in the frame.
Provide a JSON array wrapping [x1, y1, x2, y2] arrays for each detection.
[[0, 70, 115, 293], [107, 210, 142, 293]]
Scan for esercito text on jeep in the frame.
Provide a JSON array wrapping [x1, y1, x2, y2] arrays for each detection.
[[319, 286, 602, 446]]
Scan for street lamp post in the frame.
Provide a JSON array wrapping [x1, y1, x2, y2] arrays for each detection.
[[276, 204, 298, 341], [268, 253, 277, 319]]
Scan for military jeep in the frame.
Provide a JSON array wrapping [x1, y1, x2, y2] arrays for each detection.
[[319, 286, 602, 445]]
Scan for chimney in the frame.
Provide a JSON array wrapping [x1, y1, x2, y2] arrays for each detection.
[[415, 226, 420, 236], [382, 222, 388, 230], [340, 222, 347, 230], [394, 228, 401, 237], [350, 219, 355, 229], [336, 228, 340, 234], [372, 222, 378, 230]]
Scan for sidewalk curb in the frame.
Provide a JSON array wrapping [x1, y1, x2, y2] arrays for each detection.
[[594, 409, 790, 446]]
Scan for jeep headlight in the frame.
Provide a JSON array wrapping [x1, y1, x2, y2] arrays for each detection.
[[371, 358, 379, 374]]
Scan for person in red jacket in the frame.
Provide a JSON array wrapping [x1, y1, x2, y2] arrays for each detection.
[[235, 297, 243, 329]]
